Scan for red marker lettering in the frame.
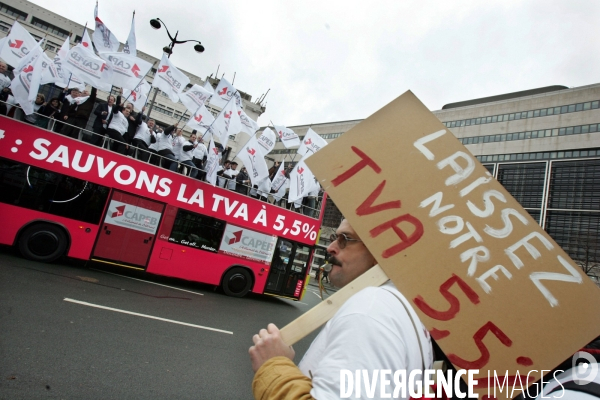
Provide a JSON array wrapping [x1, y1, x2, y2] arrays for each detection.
[[413, 274, 480, 321], [369, 214, 424, 258], [331, 146, 381, 187], [355, 180, 401, 216]]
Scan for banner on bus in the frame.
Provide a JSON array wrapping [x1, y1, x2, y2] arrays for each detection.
[[218, 224, 277, 265], [104, 200, 161, 234]]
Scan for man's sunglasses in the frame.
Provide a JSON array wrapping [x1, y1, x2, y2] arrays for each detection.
[[331, 233, 362, 249]]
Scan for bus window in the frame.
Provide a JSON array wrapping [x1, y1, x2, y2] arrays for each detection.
[[169, 209, 225, 252], [0, 157, 109, 224]]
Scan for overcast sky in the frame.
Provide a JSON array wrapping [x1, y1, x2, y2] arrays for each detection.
[[29, 0, 600, 128]]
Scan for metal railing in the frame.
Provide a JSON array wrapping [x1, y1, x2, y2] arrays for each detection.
[[2, 102, 323, 218]]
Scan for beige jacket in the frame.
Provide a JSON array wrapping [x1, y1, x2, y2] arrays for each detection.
[[252, 357, 314, 400]]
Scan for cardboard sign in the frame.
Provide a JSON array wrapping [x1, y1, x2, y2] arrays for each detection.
[[305, 91, 600, 396]]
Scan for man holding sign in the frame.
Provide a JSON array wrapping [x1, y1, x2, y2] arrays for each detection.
[[249, 219, 433, 399]]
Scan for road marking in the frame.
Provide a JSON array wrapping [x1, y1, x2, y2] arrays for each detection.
[[64, 298, 232, 334], [310, 290, 322, 300], [91, 269, 204, 296]]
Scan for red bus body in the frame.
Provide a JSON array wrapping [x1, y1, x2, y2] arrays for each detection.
[[0, 117, 326, 299]]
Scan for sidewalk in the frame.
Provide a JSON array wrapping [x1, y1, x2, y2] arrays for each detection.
[[307, 270, 337, 292]]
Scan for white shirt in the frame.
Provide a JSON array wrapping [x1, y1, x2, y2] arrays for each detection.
[[155, 131, 174, 152], [217, 166, 227, 187], [298, 281, 433, 400], [534, 366, 600, 399], [226, 168, 239, 189], [172, 135, 185, 160], [133, 122, 155, 146], [179, 140, 195, 162], [107, 111, 129, 135], [192, 141, 208, 160]]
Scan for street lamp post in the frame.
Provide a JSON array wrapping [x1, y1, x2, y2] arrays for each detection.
[[146, 18, 205, 120]]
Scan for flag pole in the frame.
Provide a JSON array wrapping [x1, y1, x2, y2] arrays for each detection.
[[177, 102, 201, 126], [198, 89, 238, 143]]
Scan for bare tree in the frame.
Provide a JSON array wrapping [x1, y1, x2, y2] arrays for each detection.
[[574, 237, 600, 286]]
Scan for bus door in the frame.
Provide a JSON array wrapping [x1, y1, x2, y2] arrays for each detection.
[[264, 239, 312, 299], [92, 191, 165, 268]]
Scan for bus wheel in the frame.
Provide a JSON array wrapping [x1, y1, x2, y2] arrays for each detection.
[[222, 268, 253, 298], [18, 223, 68, 263]]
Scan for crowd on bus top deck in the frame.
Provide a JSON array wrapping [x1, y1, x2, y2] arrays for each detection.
[[0, 65, 323, 217]]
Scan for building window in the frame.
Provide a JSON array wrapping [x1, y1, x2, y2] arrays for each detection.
[[31, 17, 70, 39], [0, 20, 11, 32], [0, 2, 27, 21], [442, 99, 600, 129]]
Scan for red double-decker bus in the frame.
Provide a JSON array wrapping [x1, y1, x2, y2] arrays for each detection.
[[0, 117, 326, 300]]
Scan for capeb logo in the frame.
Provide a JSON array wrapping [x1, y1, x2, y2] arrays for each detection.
[[131, 64, 140, 77], [226, 230, 242, 245], [8, 39, 23, 49], [158, 65, 169, 73], [111, 205, 125, 218], [218, 86, 228, 96]]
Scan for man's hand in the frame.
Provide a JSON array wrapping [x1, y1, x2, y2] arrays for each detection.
[[249, 323, 295, 373]]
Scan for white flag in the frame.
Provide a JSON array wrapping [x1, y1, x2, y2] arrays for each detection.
[[186, 104, 215, 134], [15, 37, 43, 74], [288, 159, 314, 202], [93, 3, 120, 53], [180, 84, 212, 114], [39, 53, 60, 86], [210, 77, 241, 109], [238, 109, 259, 136], [123, 13, 136, 56], [10, 54, 46, 115], [99, 52, 152, 90], [0, 21, 38, 68], [80, 28, 94, 53], [257, 127, 276, 156], [212, 100, 241, 147], [153, 54, 190, 103], [204, 138, 221, 186], [297, 128, 328, 158], [236, 136, 270, 187], [274, 125, 301, 148], [63, 44, 113, 92], [271, 161, 287, 192], [257, 176, 272, 198], [123, 79, 151, 111], [52, 37, 86, 91], [203, 79, 215, 94]]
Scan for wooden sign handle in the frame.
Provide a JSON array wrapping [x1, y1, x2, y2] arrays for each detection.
[[280, 265, 389, 345]]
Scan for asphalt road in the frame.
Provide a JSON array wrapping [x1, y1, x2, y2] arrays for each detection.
[[0, 248, 332, 399]]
